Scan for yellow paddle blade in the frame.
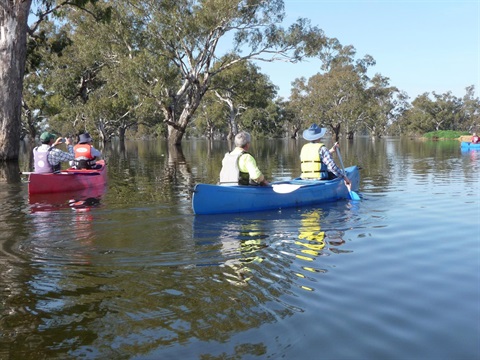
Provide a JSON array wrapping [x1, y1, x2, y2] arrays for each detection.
[[295, 241, 325, 251], [296, 254, 314, 261], [301, 249, 319, 256]]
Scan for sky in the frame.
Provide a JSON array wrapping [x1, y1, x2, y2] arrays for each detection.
[[253, 0, 480, 101]]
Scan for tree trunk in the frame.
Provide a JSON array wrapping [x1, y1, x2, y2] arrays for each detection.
[[166, 104, 196, 145], [331, 124, 341, 142], [290, 127, 298, 139], [167, 124, 185, 145], [0, 0, 32, 162], [0, 161, 21, 183], [118, 127, 126, 143]]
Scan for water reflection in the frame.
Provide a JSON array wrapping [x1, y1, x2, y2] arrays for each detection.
[[1, 138, 477, 358], [0, 161, 21, 183], [29, 185, 106, 213], [25, 186, 105, 265], [193, 204, 352, 296], [194, 214, 269, 286]]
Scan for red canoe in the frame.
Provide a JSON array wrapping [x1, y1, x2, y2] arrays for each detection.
[[28, 160, 107, 194]]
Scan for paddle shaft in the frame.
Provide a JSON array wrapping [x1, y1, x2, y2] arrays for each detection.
[[335, 147, 347, 177], [20, 171, 94, 175], [20, 171, 65, 175], [335, 148, 361, 201]]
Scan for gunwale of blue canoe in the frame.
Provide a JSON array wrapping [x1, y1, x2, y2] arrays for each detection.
[[461, 141, 480, 149], [192, 165, 359, 215]]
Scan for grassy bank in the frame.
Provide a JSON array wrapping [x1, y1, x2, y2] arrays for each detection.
[[423, 130, 470, 140]]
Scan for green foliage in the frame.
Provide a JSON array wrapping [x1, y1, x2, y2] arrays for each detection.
[[24, 0, 166, 142], [120, 0, 328, 144], [286, 39, 478, 139], [201, 56, 278, 137], [25, 0, 329, 144], [289, 40, 397, 140], [22, 0, 479, 145], [396, 90, 478, 136], [424, 130, 469, 139]]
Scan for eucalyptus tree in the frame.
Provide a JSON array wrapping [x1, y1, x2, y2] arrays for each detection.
[[277, 98, 300, 139], [285, 77, 309, 139], [362, 74, 406, 138], [409, 92, 463, 132], [191, 92, 228, 139], [37, 1, 158, 144], [22, 19, 79, 139], [290, 65, 369, 141], [0, 0, 31, 161], [209, 56, 277, 139], [461, 85, 480, 132], [0, 0, 110, 161], [239, 98, 285, 137], [288, 43, 377, 141], [314, 67, 368, 140], [397, 91, 464, 135], [400, 108, 433, 135], [127, 0, 328, 146], [289, 41, 406, 139]]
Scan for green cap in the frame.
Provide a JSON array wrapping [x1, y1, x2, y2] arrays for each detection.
[[40, 131, 56, 142]]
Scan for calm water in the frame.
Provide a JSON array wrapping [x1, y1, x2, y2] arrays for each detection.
[[0, 137, 479, 360]]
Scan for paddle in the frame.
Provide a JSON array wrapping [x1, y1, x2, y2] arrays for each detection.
[[335, 147, 361, 201], [20, 171, 67, 175], [20, 171, 99, 176], [271, 184, 304, 194]]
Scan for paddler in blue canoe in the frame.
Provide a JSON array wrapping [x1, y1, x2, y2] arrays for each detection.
[[300, 124, 352, 187], [219, 131, 269, 186]]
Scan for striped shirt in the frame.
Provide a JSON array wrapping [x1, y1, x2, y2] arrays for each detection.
[[46, 144, 75, 166], [319, 146, 344, 178]]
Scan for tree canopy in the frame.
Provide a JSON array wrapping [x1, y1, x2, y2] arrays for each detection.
[[1, 0, 479, 164]]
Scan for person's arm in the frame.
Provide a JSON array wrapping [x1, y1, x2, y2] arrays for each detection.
[[320, 147, 342, 177], [320, 146, 353, 185], [328, 142, 339, 154], [91, 147, 102, 158], [49, 147, 74, 165], [253, 174, 269, 186], [242, 154, 269, 186], [52, 137, 74, 154]]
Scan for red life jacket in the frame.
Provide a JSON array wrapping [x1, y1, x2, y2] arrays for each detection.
[[74, 144, 96, 169]]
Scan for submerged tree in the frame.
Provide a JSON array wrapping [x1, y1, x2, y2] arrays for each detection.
[[289, 44, 375, 140], [0, 0, 110, 162], [0, 0, 31, 161], [209, 56, 277, 139], [127, 0, 328, 146]]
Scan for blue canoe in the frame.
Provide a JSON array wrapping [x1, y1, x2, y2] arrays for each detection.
[[192, 166, 360, 215], [461, 141, 480, 150]]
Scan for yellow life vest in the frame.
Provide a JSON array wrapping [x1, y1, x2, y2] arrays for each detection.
[[300, 143, 328, 179]]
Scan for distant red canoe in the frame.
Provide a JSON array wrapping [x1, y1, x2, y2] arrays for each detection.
[[28, 160, 107, 194]]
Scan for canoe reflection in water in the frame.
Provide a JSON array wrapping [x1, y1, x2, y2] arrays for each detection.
[[223, 221, 269, 286], [193, 205, 351, 289], [294, 210, 328, 291], [26, 186, 106, 266], [28, 184, 106, 213], [194, 213, 270, 287]]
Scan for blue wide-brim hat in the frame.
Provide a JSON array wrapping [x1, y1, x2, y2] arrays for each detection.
[[303, 124, 327, 141], [79, 132, 92, 144]]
